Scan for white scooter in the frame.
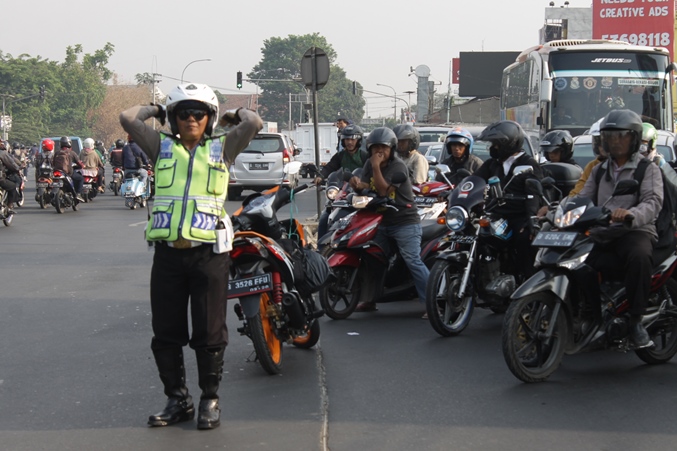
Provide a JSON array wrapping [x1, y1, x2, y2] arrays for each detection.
[[121, 169, 153, 209]]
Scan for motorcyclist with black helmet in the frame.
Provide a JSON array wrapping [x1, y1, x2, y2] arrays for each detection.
[[576, 109, 663, 349], [474, 120, 544, 281], [540, 130, 579, 166], [348, 127, 429, 312], [109, 139, 125, 168], [0, 141, 21, 213], [393, 124, 429, 184], [313, 124, 369, 238], [438, 127, 483, 185], [52, 136, 85, 203]]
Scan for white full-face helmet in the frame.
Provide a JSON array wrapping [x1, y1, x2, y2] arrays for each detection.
[[165, 83, 220, 137]]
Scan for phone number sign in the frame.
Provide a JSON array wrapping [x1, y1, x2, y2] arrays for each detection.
[[592, 0, 675, 60]]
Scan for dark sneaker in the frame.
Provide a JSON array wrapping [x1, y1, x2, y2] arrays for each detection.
[[76, 195, 86, 203], [629, 320, 654, 349]]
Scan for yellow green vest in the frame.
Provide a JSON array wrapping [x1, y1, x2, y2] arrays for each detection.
[[146, 134, 229, 243]]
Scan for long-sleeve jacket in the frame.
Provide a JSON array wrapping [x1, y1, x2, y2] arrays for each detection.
[[0, 149, 21, 179], [119, 105, 263, 166], [320, 148, 368, 179], [80, 148, 103, 169], [577, 152, 662, 238], [122, 141, 149, 169]]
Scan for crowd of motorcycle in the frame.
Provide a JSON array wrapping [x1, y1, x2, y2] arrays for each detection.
[[0, 138, 155, 220]]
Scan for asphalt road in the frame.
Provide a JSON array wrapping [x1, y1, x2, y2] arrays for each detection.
[[1, 173, 677, 451]]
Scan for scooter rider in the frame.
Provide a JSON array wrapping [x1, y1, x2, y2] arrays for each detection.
[[52, 136, 85, 203], [81, 138, 105, 193], [120, 82, 263, 430], [393, 124, 429, 184], [0, 142, 21, 213], [576, 109, 662, 349], [123, 134, 150, 187], [474, 121, 543, 281], [313, 124, 368, 238], [540, 130, 579, 166], [349, 127, 430, 312], [438, 127, 483, 185], [109, 139, 124, 168]]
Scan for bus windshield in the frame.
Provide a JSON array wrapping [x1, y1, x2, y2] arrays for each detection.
[[549, 51, 669, 132]]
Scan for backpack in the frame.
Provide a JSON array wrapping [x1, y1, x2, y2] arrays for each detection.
[[53, 150, 72, 172], [594, 158, 676, 248]]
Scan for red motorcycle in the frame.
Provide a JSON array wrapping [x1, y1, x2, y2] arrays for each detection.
[[319, 176, 452, 320], [109, 166, 123, 195], [81, 168, 99, 202]]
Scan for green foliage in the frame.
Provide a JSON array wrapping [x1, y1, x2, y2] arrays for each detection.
[[248, 33, 364, 128], [0, 43, 114, 144]]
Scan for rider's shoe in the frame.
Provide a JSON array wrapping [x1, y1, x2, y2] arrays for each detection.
[[629, 318, 654, 349], [76, 195, 86, 203]]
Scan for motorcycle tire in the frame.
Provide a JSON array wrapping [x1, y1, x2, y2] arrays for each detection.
[[3, 210, 13, 226], [72, 198, 79, 211], [250, 293, 283, 375], [319, 264, 361, 320], [16, 191, 24, 207], [501, 292, 567, 383], [55, 191, 64, 214], [292, 319, 320, 349], [38, 191, 46, 209], [140, 198, 147, 208], [83, 192, 89, 203], [636, 278, 677, 364], [114, 184, 119, 196], [425, 260, 474, 337]]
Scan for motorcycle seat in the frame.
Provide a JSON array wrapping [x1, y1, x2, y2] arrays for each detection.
[[421, 219, 447, 242]]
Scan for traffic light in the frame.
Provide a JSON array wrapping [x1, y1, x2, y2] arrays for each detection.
[[39, 85, 45, 102], [352, 81, 357, 95], [236, 71, 242, 89]]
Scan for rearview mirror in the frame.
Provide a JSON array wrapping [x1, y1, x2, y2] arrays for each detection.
[[513, 165, 533, 176], [435, 164, 451, 174]]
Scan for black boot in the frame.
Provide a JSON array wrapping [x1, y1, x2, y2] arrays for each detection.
[[629, 317, 654, 349], [148, 348, 195, 427], [195, 347, 224, 430]]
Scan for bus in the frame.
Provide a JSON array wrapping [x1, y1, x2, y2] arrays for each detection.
[[500, 39, 676, 149]]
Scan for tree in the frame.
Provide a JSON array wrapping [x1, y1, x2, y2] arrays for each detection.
[[249, 33, 364, 128], [90, 85, 155, 147]]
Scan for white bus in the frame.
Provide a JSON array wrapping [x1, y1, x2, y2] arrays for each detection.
[[500, 39, 676, 149]]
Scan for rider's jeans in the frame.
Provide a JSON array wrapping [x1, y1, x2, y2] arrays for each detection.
[[124, 168, 148, 187], [375, 222, 430, 301]]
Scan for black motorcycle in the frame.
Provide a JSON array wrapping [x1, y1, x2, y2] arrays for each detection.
[[50, 169, 79, 214], [425, 166, 537, 337], [502, 179, 677, 382]]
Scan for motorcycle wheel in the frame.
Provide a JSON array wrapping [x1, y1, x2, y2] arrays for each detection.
[[17, 190, 24, 207], [636, 278, 677, 364], [319, 265, 361, 320], [502, 292, 567, 383], [38, 190, 46, 209], [250, 293, 283, 375], [72, 198, 79, 211], [55, 191, 64, 214], [425, 260, 474, 337], [140, 198, 147, 208], [3, 210, 13, 226], [114, 184, 119, 196], [292, 319, 320, 349], [83, 192, 89, 203]]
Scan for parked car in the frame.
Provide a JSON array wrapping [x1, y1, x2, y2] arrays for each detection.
[[227, 132, 298, 201]]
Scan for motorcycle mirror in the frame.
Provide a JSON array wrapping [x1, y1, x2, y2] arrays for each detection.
[[512, 165, 533, 176], [435, 164, 451, 174], [426, 155, 438, 165], [540, 176, 555, 189], [612, 179, 639, 197], [525, 178, 544, 196], [284, 161, 303, 176]]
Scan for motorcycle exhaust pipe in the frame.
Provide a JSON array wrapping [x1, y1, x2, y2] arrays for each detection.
[[282, 292, 306, 329]]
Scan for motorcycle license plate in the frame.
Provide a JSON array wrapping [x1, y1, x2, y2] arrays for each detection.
[[83, 184, 92, 190], [36, 182, 49, 188], [249, 162, 269, 170], [227, 273, 273, 299], [532, 231, 577, 247], [51, 181, 63, 187], [446, 234, 476, 244], [414, 196, 437, 206]]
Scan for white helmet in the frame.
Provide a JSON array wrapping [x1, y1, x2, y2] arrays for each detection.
[[165, 83, 219, 137], [83, 138, 95, 149], [589, 117, 604, 137]]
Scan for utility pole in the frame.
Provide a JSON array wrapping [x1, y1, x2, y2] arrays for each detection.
[[151, 73, 162, 129]]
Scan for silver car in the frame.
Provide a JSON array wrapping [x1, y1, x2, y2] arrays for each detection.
[[227, 132, 298, 201]]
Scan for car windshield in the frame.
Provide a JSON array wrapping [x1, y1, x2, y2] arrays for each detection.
[[572, 141, 595, 167], [419, 132, 448, 144], [244, 137, 283, 153], [425, 144, 444, 161]]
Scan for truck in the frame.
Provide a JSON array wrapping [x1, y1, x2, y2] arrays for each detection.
[[261, 122, 278, 133], [287, 123, 338, 178]]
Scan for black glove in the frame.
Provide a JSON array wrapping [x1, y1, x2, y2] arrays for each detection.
[[219, 108, 242, 127], [151, 103, 166, 126]]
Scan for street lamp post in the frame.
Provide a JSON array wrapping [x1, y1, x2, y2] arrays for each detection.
[[376, 83, 397, 121], [181, 59, 212, 83], [403, 90, 414, 122]]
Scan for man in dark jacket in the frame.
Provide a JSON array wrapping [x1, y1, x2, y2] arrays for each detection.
[[0, 143, 22, 212], [123, 134, 150, 186], [474, 121, 543, 282], [52, 136, 85, 202]]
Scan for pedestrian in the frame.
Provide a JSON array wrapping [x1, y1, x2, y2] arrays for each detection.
[[120, 82, 262, 430]]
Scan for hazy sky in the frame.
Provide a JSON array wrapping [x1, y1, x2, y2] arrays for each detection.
[[0, 0, 591, 118]]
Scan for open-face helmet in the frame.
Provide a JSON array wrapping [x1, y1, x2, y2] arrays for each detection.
[[165, 83, 219, 137], [366, 127, 397, 159], [444, 127, 474, 157], [393, 124, 420, 153], [340, 124, 364, 150], [599, 109, 643, 157]]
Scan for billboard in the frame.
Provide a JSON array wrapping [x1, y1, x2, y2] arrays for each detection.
[[592, 0, 675, 60], [458, 52, 519, 98]]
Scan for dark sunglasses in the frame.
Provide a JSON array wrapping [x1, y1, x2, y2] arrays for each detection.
[[177, 109, 208, 121]]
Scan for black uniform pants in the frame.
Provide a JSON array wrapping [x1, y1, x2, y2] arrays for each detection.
[[587, 230, 654, 316], [150, 242, 230, 351]]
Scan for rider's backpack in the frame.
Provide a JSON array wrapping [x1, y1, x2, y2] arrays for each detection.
[[52, 150, 72, 173], [594, 157, 677, 249]]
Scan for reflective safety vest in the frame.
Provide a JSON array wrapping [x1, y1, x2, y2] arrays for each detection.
[[146, 134, 229, 243]]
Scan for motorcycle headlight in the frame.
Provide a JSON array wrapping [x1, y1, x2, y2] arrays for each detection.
[[557, 252, 589, 270], [554, 205, 586, 228], [445, 206, 468, 232], [351, 195, 371, 209], [326, 186, 339, 201]]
